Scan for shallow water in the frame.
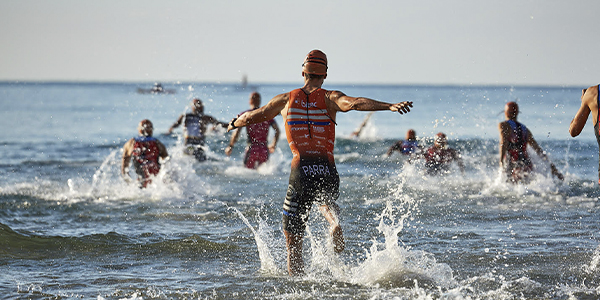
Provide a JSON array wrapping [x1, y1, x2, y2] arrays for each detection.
[[1, 82, 600, 299]]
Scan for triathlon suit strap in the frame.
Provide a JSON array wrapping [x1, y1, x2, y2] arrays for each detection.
[[507, 120, 528, 161]]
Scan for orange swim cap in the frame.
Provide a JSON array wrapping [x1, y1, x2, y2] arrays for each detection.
[[302, 50, 328, 75]]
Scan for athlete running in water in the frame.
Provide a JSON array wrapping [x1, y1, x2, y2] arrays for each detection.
[[423, 132, 465, 175], [122, 119, 169, 188], [226, 50, 413, 276], [167, 98, 228, 161], [387, 129, 422, 158], [569, 85, 600, 184], [225, 92, 281, 169], [499, 101, 563, 184]]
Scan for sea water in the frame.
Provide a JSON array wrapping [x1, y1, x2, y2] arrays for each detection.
[[1, 81, 599, 299]]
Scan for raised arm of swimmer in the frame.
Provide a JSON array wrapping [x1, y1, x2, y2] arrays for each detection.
[[227, 94, 287, 132], [328, 91, 413, 114], [570, 86, 599, 137]]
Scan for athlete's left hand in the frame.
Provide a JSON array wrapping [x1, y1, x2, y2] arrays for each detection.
[[391, 101, 413, 114]]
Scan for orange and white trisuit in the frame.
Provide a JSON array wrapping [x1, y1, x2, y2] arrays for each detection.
[[282, 88, 339, 235]]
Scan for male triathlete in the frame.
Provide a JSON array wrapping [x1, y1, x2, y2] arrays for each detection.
[[226, 50, 413, 275]]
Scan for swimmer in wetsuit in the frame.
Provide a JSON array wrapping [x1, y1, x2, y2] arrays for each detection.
[[167, 98, 228, 161], [499, 101, 563, 183], [387, 129, 422, 159], [569, 85, 600, 184], [122, 119, 169, 188], [226, 49, 413, 276], [225, 92, 280, 169]]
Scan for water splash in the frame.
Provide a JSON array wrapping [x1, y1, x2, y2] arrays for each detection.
[[224, 148, 288, 177], [350, 199, 456, 289], [583, 244, 600, 274], [231, 207, 281, 275]]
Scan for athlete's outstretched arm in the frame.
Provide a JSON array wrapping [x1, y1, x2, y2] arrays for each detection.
[[327, 91, 413, 114], [386, 142, 402, 156], [569, 86, 598, 137], [157, 140, 169, 159], [527, 133, 564, 181], [527, 133, 546, 158], [228, 93, 288, 132], [167, 115, 184, 134], [202, 115, 228, 128]]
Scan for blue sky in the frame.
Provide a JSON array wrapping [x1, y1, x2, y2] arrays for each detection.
[[1, 0, 598, 86]]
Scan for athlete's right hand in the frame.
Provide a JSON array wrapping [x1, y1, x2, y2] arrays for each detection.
[[226, 117, 238, 132]]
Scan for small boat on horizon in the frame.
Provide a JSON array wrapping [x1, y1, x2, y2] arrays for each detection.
[[137, 83, 176, 94]]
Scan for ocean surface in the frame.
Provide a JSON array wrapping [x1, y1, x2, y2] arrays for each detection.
[[2, 81, 600, 299]]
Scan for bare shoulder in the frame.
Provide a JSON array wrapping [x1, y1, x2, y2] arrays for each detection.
[[122, 138, 135, 154], [327, 90, 346, 101], [584, 85, 599, 105], [498, 121, 508, 130], [324, 90, 349, 113]]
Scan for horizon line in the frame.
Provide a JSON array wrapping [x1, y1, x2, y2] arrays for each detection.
[[0, 79, 586, 89]]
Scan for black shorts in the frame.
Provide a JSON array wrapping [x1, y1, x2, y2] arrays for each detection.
[[282, 159, 339, 235]]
